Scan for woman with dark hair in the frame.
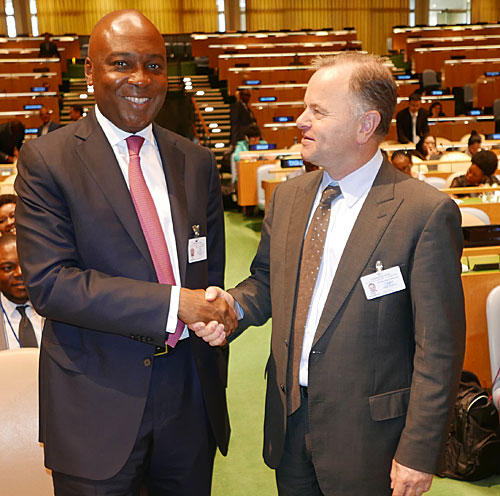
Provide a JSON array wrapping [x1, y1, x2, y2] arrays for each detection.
[[465, 131, 482, 157], [0, 193, 16, 235], [450, 150, 499, 196], [413, 134, 442, 161], [429, 101, 445, 117]]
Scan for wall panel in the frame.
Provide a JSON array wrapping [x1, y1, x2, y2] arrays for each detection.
[[471, 0, 500, 23], [37, 0, 218, 35], [246, 0, 408, 55]]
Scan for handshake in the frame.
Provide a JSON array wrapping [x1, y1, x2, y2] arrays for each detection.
[[179, 287, 238, 346]]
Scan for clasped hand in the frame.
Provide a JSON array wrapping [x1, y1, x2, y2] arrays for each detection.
[[179, 287, 236, 346]]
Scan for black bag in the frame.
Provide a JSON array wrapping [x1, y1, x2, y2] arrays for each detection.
[[440, 370, 500, 481]]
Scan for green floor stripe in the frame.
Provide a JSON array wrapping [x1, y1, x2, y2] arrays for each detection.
[[212, 211, 500, 495]]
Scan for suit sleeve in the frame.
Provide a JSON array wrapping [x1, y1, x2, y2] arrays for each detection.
[[14, 140, 174, 347], [394, 197, 465, 473]]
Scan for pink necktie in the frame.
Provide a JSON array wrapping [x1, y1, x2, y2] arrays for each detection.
[[126, 135, 184, 347]]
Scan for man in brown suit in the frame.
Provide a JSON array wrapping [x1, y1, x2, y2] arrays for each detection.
[[194, 52, 465, 496]]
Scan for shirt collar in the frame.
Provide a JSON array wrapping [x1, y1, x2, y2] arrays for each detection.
[[95, 105, 156, 149], [320, 149, 383, 208], [1, 292, 32, 319]]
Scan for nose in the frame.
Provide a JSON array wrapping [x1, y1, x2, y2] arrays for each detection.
[[128, 66, 151, 87], [296, 108, 310, 132], [13, 263, 22, 279]]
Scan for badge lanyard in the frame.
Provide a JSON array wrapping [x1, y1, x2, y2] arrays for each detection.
[[0, 299, 21, 347]]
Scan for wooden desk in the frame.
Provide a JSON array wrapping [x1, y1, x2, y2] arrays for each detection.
[[442, 58, 500, 88], [262, 179, 282, 213], [475, 75, 500, 108], [461, 270, 500, 388]]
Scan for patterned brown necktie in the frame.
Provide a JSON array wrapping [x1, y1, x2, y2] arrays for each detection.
[[288, 185, 342, 415], [16, 305, 38, 348]]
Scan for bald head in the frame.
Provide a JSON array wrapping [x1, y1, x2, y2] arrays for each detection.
[[85, 10, 168, 133]]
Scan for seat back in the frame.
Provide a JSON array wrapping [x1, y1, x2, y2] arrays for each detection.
[[422, 69, 439, 89], [486, 285, 500, 409], [256, 163, 279, 210], [437, 152, 471, 173], [425, 176, 446, 189], [460, 207, 490, 226], [464, 84, 473, 104], [0, 349, 52, 494]]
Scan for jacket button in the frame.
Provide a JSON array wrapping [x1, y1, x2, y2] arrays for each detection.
[[280, 384, 286, 393], [143, 358, 152, 367]]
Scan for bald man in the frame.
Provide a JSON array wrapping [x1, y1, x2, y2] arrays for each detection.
[[15, 9, 235, 495]]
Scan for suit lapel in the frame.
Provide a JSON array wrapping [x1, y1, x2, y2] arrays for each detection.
[[312, 160, 404, 347], [154, 124, 189, 285], [74, 111, 155, 275], [281, 171, 323, 338]]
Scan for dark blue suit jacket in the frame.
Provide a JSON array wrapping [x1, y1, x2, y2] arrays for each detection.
[[15, 109, 229, 479]]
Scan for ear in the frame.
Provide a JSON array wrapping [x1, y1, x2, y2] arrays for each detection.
[[356, 110, 381, 145], [84, 57, 93, 86]]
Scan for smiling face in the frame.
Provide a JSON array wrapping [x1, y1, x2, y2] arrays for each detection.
[[85, 11, 168, 133], [296, 66, 362, 179], [0, 239, 27, 304], [0, 202, 15, 234]]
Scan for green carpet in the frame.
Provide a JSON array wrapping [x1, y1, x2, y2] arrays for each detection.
[[212, 211, 500, 495]]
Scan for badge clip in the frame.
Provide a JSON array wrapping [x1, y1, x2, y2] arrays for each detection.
[[192, 225, 200, 238], [375, 260, 384, 273]]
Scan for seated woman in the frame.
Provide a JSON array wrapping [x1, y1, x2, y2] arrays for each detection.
[[465, 130, 482, 157], [232, 123, 267, 162], [429, 101, 445, 117], [412, 134, 442, 168], [450, 150, 499, 196]]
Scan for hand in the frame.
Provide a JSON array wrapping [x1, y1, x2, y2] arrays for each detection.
[[190, 320, 228, 346], [179, 288, 238, 333], [188, 287, 236, 347], [390, 459, 433, 496], [204, 286, 235, 309]]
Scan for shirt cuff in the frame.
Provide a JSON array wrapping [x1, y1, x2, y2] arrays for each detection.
[[234, 299, 244, 320], [166, 285, 181, 334]]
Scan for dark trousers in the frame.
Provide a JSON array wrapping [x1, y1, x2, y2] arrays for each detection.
[[53, 339, 216, 496], [276, 389, 323, 496]]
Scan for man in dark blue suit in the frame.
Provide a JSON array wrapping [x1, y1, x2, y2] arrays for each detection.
[[36, 106, 62, 137], [15, 9, 236, 495]]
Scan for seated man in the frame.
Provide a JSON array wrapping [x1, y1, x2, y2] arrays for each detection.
[[69, 104, 84, 122], [0, 234, 42, 349], [37, 107, 62, 137], [450, 150, 499, 195], [0, 194, 17, 235]]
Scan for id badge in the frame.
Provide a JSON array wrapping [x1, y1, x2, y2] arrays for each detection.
[[188, 237, 207, 263], [360, 265, 406, 300]]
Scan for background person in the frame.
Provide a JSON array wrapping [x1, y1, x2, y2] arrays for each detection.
[[0, 234, 42, 350], [69, 104, 84, 121], [429, 101, 445, 117], [0, 194, 17, 235], [465, 130, 482, 157], [396, 92, 429, 144], [36, 106, 62, 137], [39, 32, 60, 58], [0, 120, 25, 164], [15, 9, 236, 495], [413, 134, 442, 161], [232, 123, 267, 162], [230, 88, 257, 146], [450, 150, 499, 194]]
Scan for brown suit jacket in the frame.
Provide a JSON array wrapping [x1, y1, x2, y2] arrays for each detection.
[[229, 159, 465, 495]]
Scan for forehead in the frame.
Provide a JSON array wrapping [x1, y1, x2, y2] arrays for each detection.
[[0, 241, 16, 259], [92, 16, 165, 59], [393, 155, 411, 166], [305, 66, 350, 103]]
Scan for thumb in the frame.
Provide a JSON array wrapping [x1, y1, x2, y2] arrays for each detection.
[[205, 286, 222, 301]]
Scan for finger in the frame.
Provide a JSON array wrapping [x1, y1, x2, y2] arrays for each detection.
[[188, 322, 206, 332], [391, 480, 407, 496], [205, 286, 222, 301], [195, 321, 220, 338], [203, 323, 225, 343]]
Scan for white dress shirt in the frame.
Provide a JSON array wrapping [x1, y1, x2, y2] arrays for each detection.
[[299, 150, 383, 386], [95, 106, 187, 339], [411, 112, 418, 144], [1, 293, 43, 349]]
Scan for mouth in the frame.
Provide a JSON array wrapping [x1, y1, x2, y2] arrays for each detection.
[[123, 96, 151, 105]]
